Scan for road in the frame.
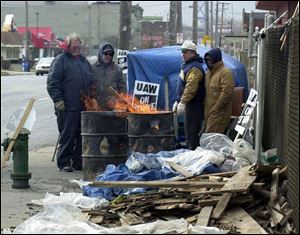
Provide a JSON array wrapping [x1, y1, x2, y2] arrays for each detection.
[[1, 74, 58, 151]]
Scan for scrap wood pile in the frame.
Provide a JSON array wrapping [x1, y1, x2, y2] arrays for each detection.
[[83, 164, 296, 234]]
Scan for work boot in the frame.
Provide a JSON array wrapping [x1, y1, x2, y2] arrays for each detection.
[[59, 165, 73, 172]]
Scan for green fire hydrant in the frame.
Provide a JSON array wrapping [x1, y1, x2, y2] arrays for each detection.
[[2, 129, 32, 189]]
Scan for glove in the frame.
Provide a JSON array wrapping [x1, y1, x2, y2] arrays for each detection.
[[177, 101, 186, 115], [172, 101, 178, 113], [54, 100, 65, 111]]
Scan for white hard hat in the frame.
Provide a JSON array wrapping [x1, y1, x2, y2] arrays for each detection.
[[180, 41, 197, 51]]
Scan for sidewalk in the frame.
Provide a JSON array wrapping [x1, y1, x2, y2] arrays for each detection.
[[1, 146, 83, 231], [1, 70, 35, 76]]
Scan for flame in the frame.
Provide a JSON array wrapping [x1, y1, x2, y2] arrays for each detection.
[[81, 92, 102, 111], [108, 92, 159, 114], [81, 88, 160, 114]]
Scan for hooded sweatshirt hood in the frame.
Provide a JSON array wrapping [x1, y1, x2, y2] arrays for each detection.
[[204, 48, 222, 64], [98, 43, 115, 67]]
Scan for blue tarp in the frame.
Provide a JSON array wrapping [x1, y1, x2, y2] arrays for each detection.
[[82, 148, 221, 201], [82, 164, 178, 201], [127, 46, 249, 110]]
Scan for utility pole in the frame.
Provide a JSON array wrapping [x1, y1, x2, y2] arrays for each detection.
[[210, 1, 214, 46], [119, 1, 132, 50], [169, 1, 177, 45], [35, 12, 39, 47], [192, 1, 198, 44], [25, 1, 29, 62], [88, 4, 92, 55], [35, 12, 39, 58], [214, 1, 219, 47], [176, 1, 182, 35], [205, 1, 209, 36], [97, 4, 101, 44], [248, 11, 254, 58], [219, 2, 224, 47]]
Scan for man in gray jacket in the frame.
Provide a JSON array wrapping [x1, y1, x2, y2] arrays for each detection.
[[92, 43, 127, 110]]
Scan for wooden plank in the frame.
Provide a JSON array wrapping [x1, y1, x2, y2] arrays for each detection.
[[221, 166, 257, 192], [1, 98, 35, 168], [279, 209, 293, 226], [199, 195, 254, 207], [199, 199, 220, 207], [196, 206, 213, 226], [268, 202, 284, 227], [88, 180, 225, 188], [210, 166, 256, 219], [89, 215, 104, 224], [154, 203, 195, 210], [218, 207, 268, 234], [270, 168, 280, 204], [211, 192, 233, 219], [118, 212, 144, 225], [152, 198, 189, 205], [165, 161, 193, 177]]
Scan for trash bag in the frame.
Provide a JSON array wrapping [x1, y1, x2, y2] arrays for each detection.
[[200, 133, 234, 157], [233, 138, 257, 164]]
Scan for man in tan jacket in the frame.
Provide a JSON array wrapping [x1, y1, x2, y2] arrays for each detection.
[[203, 48, 234, 134]]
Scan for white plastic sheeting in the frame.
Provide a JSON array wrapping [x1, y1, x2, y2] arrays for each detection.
[[5, 192, 226, 234], [160, 147, 225, 175], [31, 192, 109, 209]]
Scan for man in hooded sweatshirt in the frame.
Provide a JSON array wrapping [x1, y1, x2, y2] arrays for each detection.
[[92, 43, 127, 110], [203, 48, 234, 134], [47, 33, 94, 172], [173, 41, 206, 150]]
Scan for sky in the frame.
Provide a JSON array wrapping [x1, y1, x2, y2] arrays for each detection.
[[133, 1, 266, 26]]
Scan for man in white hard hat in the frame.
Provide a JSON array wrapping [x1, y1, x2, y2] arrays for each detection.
[[173, 41, 206, 150]]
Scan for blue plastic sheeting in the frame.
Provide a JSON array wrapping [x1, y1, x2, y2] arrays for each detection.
[[82, 148, 222, 201], [82, 164, 178, 201], [126, 149, 191, 173], [127, 46, 249, 110]]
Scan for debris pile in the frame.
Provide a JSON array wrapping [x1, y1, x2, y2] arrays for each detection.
[[83, 164, 296, 234]]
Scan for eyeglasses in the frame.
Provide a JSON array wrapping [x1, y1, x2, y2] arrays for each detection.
[[103, 53, 113, 56]]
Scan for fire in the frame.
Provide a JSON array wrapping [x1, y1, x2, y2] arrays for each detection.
[[81, 86, 159, 114], [108, 92, 159, 114], [81, 92, 102, 111]]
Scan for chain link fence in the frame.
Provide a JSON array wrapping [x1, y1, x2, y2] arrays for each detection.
[[263, 16, 299, 232]]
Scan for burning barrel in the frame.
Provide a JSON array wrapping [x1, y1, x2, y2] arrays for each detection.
[[127, 111, 176, 154], [81, 111, 128, 180]]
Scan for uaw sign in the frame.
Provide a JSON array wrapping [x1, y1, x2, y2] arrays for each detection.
[[176, 33, 183, 44], [235, 88, 258, 136], [117, 49, 129, 70], [133, 81, 159, 110]]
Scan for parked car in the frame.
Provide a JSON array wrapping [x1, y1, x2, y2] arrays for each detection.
[[35, 57, 55, 76]]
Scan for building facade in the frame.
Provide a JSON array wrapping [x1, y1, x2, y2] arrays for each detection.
[[1, 1, 143, 56]]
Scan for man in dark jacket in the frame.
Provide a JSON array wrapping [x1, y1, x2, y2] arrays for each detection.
[[47, 33, 94, 172], [203, 48, 234, 134], [173, 41, 205, 150], [91, 43, 127, 110]]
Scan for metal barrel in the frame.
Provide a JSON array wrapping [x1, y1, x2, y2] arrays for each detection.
[[81, 111, 128, 181], [127, 111, 176, 154]]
